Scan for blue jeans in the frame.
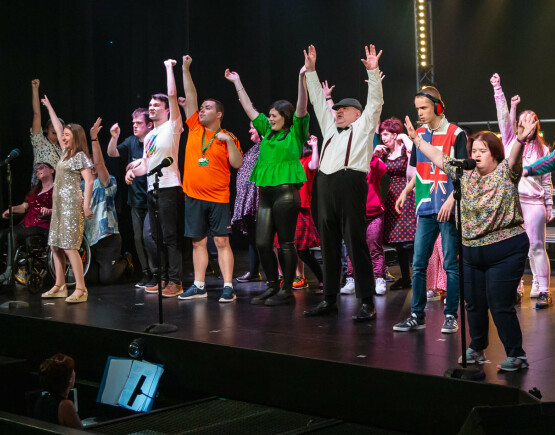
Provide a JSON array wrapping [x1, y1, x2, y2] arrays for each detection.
[[411, 214, 459, 317]]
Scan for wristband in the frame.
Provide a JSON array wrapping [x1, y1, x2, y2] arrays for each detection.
[[91, 138, 98, 141], [236, 87, 245, 93], [516, 138, 526, 146], [325, 97, 332, 101]]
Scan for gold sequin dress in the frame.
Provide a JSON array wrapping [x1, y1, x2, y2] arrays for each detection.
[[48, 150, 93, 249]]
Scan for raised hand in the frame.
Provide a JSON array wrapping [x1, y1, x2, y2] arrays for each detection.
[[164, 59, 177, 68], [490, 73, 501, 89], [224, 69, 240, 82], [308, 135, 318, 147], [90, 117, 102, 139], [517, 112, 537, 142], [361, 44, 382, 70], [110, 123, 120, 138], [511, 95, 520, 108], [303, 45, 317, 72], [31, 79, 40, 90], [182, 55, 192, 69], [322, 80, 335, 98], [40, 95, 52, 108], [177, 97, 187, 109], [379, 71, 386, 81], [404, 116, 417, 140]]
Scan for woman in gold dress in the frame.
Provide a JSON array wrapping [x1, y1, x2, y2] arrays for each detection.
[[40, 96, 94, 303]]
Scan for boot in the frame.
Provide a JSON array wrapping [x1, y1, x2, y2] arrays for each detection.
[[264, 287, 295, 306], [250, 281, 279, 305]]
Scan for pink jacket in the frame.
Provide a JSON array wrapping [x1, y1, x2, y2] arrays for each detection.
[[366, 154, 387, 216], [494, 87, 552, 206]]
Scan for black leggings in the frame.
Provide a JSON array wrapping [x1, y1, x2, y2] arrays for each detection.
[[394, 242, 413, 282], [298, 249, 323, 282], [256, 184, 301, 289]]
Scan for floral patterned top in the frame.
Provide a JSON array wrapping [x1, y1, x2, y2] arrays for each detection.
[[443, 156, 525, 247]]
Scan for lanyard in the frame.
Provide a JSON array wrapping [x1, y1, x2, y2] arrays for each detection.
[[202, 128, 221, 155]]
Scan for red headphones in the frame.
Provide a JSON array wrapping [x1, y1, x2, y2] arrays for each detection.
[[416, 92, 445, 116]]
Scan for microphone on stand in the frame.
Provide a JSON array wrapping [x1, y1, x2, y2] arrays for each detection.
[[0, 149, 21, 168], [448, 159, 476, 170], [147, 157, 173, 176]]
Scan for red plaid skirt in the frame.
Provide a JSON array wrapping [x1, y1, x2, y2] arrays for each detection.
[[274, 207, 320, 250]]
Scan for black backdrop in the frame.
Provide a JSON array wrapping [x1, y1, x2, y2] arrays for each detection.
[[2, 0, 555, 251]]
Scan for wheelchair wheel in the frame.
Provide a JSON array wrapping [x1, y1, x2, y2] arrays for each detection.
[[48, 237, 91, 287]]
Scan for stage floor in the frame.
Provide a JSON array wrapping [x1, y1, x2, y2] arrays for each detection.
[[1, 256, 555, 402]]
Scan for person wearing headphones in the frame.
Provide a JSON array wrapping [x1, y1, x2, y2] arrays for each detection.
[[393, 87, 468, 333]]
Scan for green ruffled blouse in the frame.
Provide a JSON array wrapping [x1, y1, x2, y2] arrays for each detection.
[[249, 112, 309, 187]]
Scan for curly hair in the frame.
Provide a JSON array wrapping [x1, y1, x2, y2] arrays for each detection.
[[39, 354, 75, 397]]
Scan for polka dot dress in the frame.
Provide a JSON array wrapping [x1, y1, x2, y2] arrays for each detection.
[[377, 145, 417, 244]]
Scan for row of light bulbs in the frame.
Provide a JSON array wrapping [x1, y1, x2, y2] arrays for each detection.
[[417, 0, 427, 67]]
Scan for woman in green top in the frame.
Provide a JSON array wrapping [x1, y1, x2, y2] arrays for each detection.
[[225, 66, 309, 306]]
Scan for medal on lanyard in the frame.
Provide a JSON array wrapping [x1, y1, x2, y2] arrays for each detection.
[[199, 128, 221, 166]]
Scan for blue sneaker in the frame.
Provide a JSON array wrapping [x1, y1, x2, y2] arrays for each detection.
[[178, 284, 207, 300], [219, 286, 236, 303]]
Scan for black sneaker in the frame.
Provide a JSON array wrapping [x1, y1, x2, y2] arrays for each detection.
[[536, 292, 553, 309], [441, 315, 459, 334], [393, 313, 425, 331], [136, 272, 153, 288], [390, 278, 411, 290]]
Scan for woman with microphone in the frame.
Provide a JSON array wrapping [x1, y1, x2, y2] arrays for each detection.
[[404, 113, 537, 372]]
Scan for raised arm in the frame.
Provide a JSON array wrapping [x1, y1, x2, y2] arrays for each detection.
[[510, 113, 538, 170], [358, 44, 384, 135], [40, 96, 64, 145], [224, 69, 259, 121], [307, 135, 319, 170], [164, 59, 180, 122], [304, 45, 335, 132], [322, 80, 336, 114], [297, 67, 308, 117], [404, 116, 445, 170], [181, 55, 198, 119], [31, 79, 42, 134], [107, 123, 120, 157], [90, 117, 110, 185], [490, 73, 516, 146]]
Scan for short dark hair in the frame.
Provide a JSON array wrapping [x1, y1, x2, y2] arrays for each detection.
[[469, 131, 505, 163], [151, 93, 169, 109], [203, 98, 225, 119], [39, 354, 75, 397], [132, 108, 150, 124]]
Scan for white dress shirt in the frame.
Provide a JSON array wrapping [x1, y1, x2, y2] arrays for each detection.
[[306, 68, 383, 175]]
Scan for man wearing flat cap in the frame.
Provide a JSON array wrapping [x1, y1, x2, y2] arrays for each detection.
[[302, 44, 383, 321]]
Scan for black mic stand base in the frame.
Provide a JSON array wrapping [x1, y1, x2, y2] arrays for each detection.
[[444, 366, 486, 381], [145, 323, 178, 334]]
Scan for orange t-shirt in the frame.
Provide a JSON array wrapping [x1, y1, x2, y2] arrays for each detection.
[[182, 112, 241, 203]]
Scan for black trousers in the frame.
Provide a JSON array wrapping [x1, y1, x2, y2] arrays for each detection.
[[463, 232, 529, 357], [147, 186, 183, 284], [316, 170, 375, 302], [256, 184, 301, 289], [89, 233, 127, 285]]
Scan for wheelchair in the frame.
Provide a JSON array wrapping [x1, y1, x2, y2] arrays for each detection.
[[11, 235, 91, 294]]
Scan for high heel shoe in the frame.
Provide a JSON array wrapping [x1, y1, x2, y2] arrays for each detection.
[[42, 284, 67, 298], [66, 288, 88, 304]]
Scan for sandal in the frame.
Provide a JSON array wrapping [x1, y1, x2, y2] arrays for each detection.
[[66, 288, 88, 304], [42, 284, 67, 298]]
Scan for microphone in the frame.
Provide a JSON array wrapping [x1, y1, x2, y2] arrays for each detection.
[[448, 158, 476, 170], [147, 157, 173, 176], [0, 149, 21, 167]]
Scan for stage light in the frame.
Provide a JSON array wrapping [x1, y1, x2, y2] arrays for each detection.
[[421, 61, 427, 67], [419, 5, 424, 10], [421, 54, 427, 59], [420, 26, 425, 31], [419, 12, 424, 17], [421, 47, 426, 52], [420, 33, 425, 38], [420, 40, 426, 45], [128, 338, 145, 359]]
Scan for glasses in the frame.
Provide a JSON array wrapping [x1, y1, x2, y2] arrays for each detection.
[[35, 165, 50, 171]]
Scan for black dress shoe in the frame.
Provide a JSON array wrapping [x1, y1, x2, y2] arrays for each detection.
[[236, 271, 261, 283], [265, 288, 295, 306], [352, 303, 377, 322], [303, 300, 338, 317], [390, 278, 411, 290], [250, 282, 279, 305]]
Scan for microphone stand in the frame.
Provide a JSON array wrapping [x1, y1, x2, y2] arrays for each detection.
[[0, 163, 15, 287], [145, 171, 177, 334], [444, 166, 485, 380]]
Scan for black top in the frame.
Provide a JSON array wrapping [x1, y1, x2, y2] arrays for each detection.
[[117, 135, 148, 208], [33, 393, 62, 425]]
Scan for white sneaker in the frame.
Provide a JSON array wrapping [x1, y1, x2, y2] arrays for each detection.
[[427, 289, 441, 301], [375, 277, 387, 295], [340, 277, 355, 295], [530, 278, 540, 298]]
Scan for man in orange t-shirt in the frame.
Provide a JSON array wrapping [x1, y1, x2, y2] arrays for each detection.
[[179, 55, 243, 303]]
